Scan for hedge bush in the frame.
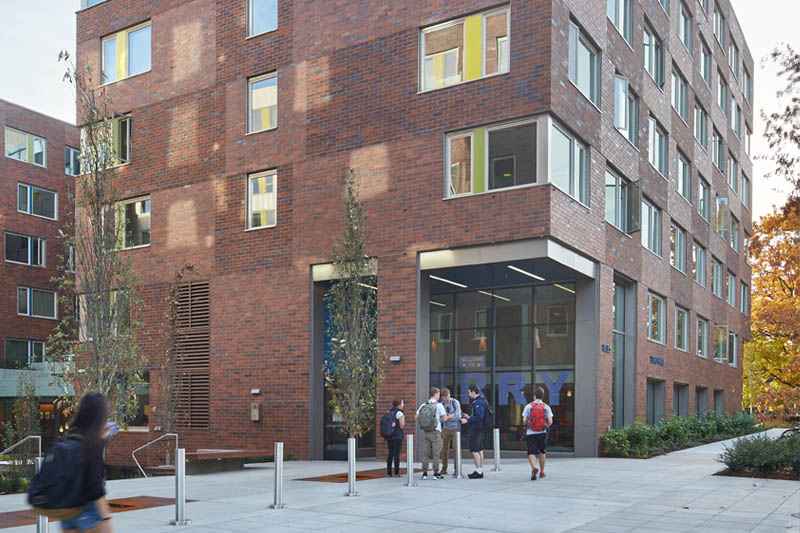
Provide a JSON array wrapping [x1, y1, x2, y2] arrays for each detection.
[[601, 412, 759, 458], [719, 432, 800, 475]]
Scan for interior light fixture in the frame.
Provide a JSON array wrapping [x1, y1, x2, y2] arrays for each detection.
[[554, 283, 576, 294], [478, 290, 511, 302], [358, 282, 378, 291], [507, 265, 545, 281], [429, 275, 467, 288], [429, 300, 447, 307]]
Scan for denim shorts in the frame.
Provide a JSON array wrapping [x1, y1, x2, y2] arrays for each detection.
[[60, 502, 104, 531]]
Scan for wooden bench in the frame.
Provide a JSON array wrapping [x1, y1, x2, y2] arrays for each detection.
[[184, 449, 273, 475]]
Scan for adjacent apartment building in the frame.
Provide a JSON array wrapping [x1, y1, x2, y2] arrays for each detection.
[[75, 0, 752, 464], [0, 99, 78, 446]]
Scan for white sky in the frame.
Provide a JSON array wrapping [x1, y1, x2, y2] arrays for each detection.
[[0, 0, 796, 220]]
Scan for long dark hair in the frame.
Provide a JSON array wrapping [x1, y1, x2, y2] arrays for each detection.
[[71, 392, 109, 447]]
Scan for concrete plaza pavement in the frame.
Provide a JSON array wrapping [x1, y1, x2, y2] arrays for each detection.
[[1, 430, 797, 532]]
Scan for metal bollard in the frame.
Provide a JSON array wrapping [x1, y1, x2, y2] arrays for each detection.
[[35, 457, 48, 533], [454, 431, 463, 478], [491, 428, 501, 472], [344, 437, 359, 497], [169, 448, 191, 526], [403, 434, 417, 486], [271, 442, 286, 509]]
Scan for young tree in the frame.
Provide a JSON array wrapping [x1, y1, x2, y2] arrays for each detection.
[[324, 170, 385, 439], [49, 53, 146, 426]]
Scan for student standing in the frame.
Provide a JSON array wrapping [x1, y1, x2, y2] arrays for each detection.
[[522, 386, 553, 480], [460, 384, 489, 479], [384, 398, 405, 477], [415, 387, 448, 480], [439, 388, 461, 475]]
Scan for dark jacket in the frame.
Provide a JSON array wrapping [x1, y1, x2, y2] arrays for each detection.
[[468, 394, 488, 431], [73, 433, 106, 505], [391, 407, 404, 441]]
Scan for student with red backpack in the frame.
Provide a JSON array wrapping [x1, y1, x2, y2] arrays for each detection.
[[522, 386, 553, 481]]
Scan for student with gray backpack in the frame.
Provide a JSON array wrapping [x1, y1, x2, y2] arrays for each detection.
[[415, 387, 448, 480]]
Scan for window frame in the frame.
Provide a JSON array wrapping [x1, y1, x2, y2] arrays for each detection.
[[728, 154, 739, 193], [118, 195, 151, 250], [549, 120, 590, 206], [717, 70, 728, 116], [675, 305, 689, 352], [607, 0, 633, 44], [247, 72, 278, 134], [16, 286, 57, 320], [3, 339, 46, 367], [671, 68, 689, 123], [698, 175, 710, 221], [4, 232, 45, 267], [712, 129, 724, 171], [17, 183, 58, 221], [641, 197, 663, 256], [711, 256, 723, 298], [648, 292, 666, 344], [699, 38, 712, 87], [713, 324, 728, 363], [4, 126, 46, 167], [727, 270, 736, 307], [65, 145, 81, 176], [742, 174, 751, 210], [568, 20, 600, 106], [697, 316, 708, 358], [730, 216, 740, 253], [713, 4, 725, 47], [728, 39, 740, 79], [100, 21, 152, 85], [692, 241, 706, 286], [648, 116, 668, 176], [676, 150, 691, 200], [670, 223, 687, 273], [678, 2, 692, 53], [643, 23, 665, 87], [246, 0, 279, 38], [246, 169, 278, 230], [694, 104, 708, 150], [605, 168, 641, 234], [728, 331, 737, 367]]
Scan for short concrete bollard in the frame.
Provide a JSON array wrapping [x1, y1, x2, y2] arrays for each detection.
[[170, 448, 191, 526], [271, 442, 286, 509], [403, 434, 417, 486], [491, 428, 501, 472], [454, 431, 463, 478]]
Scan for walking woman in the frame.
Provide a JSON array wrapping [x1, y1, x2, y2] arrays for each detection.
[[61, 392, 114, 532], [385, 398, 405, 477]]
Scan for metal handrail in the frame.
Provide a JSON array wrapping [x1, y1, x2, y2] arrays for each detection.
[[0, 435, 41, 459], [132, 433, 178, 478]]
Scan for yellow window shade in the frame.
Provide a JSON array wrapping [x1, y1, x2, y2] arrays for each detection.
[[26, 135, 34, 164], [116, 30, 127, 79], [464, 14, 483, 81]]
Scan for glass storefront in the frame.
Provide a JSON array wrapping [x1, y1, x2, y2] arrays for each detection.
[[429, 268, 576, 452]]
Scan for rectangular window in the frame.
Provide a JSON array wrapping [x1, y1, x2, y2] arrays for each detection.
[[675, 306, 689, 351], [420, 7, 509, 92], [711, 256, 723, 297], [17, 183, 57, 220], [5, 233, 45, 267], [446, 133, 472, 196], [648, 292, 666, 343], [698, 175, 710, 221], [489, 122, 537, 190], [101, 21, 151, 84], [118, 196, 151, 249], [712, 129, 724, 170], [717, 71, 728, 115], [648, 117, 668, 176], [696, 386, 708, 416], [697, 317, 708, 358], [676, 151, 691, 200], [714, 325, 728, 362], [672, 69, 689, 122], [727, 271, 736, 307], [730, 216, 740, 253], [4, 127, 46, 167], [3, 339, 45, 369], [694, 105, 708, 149], [692, 242, 706, 286], [716, 196, 729, 237], [247, 0, 278, 37], [644, 24, 665, 86], [614, 76, 639, 146], [728, 155, 739, 193], [82, 115, 131, 168], [678, 3, 692, 52], [65, 146, 81, 175], [658, 0, 669, 13], [642, 198, 662, 255], [731, 99, 741, 138], [605, 168, 641, 233], [670, 224, 687, 273], [728, 40, 740, 79], [714, 4, 725, 47], [246, 170, 277, 229], [740, 282, 749, 315], [17, 287, 57, 319], [744, 234, 750, 264], [700, 38, 711, 86], [745, 126, 752, 156], [744, 69, 752, 103], [728, 332, 737, 367], [550, 121, 589, 205], [247, 73, 277, 133], [68, 244, 75, 273], [568, 21, 599, 105], [607, 0, 632, 43]]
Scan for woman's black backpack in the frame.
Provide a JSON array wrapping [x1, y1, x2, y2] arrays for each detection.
[[27, 436, 85, 519], [379, 408, 398, 439]]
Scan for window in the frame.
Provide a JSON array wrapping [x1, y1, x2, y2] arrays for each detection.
[[605, 168, 641, 233], [82, 115, 131, 168], [715, 196, 729, 237], [420, 7, 509, 91], [730, 216, 740, 253], [731, 99, 741, 138], [675, 306, 689, 351], [700, 38, 711, 86], [246, 170, 277, 229], [648, 117, 668, 176], [692, 242, 706, 286], [744, 234, 750, 264], [713, 325, 727, 362], [745, 126, 752, 156], [712, 129, 724, 170], [711, 256, 723, 297], [678, 2, 692, 52], [17, 184, 57, 220], [4, 339, 45, 369], [698, 175, 710, 221], [727, 271, 736, 306], [670, 224, 687, 272], [489, 122, 537, 190], [701, 0, 709, 13], [17, 287, 57, 319], [101, 22, 151, 84], [607, 0, 632, 43], [247, 0, 278, 37], [728, 40, 739, 79], [658, 0, 669, 13], [740, 282, 749, 315], [728, 155, 738, 193], [118, 196, 151, 249], [550, 121, 589, 204], [446, 133, 472, 196], [68, 244, 75, 273], [5, 233, 45, 267], [4, 127, 45, 167], [717, 71, 728, 115], [672, 69, 689, 122], [713, 4, 725, 46], [65, 146, 81, 175], [744, 69, 752, 103], [648, 292, 665, 343], [676, 151, 691, 200], [742, 174, 751, 209], [728, 332, 737, 366], [642, 198, 662, 255], [247, 73, 277, 133], [694, 105, 708, 149], [644, 24, 665, 86], [697, 317, 708, 357], [714, 389, 725, 412], [614, 75, 639, 146], [568, 21, 599, 105]]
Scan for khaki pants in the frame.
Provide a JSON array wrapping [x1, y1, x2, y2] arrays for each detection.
[[441, 428, 458, 473], [419, 430, 443, 474]]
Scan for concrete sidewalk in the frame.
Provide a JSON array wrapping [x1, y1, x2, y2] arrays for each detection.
[[1, 430, 797, 532]]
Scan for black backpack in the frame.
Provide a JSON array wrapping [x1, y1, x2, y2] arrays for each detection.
[[28, 436, 85, 519], [481, 398, 495, 428], [379, 408, 398, 439]]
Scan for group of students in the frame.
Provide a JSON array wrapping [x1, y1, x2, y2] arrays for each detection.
[[382, 384, 553, 481]]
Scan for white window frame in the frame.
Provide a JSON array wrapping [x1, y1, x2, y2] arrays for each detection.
[[697, 317, 708, 358], [247, 72, 278, 134], [676, 151, 691, 200], [698, 175, 710, 221], [711, 257, 723, 298], [445, 131, 473, 198], [672, 69, 689, 122], [648, 292, 666, 344], [713, 4, 725, 47], [678, 2, 692, 53], [4, 339, 46, 366], [744, 69, 752, 103], [549, 119, 589, 206], [740, 282, 749, 315], [648, 117, 668, 176], [642, 197, 662, 256], [717, 71, 728, 115], [65, 145, 81, 175], [17, 287, 57, 320], [607, 0, 632, 44], [670, 223, 687, 273], [118, 195, 151, 250], [728, 40, 739, 79], [5, 232, 45, 267], [614, 75, 638, 147], [730, 216, 740, 253], [247, 0, 279, 38], [727, 271, 736, 307], [675, 305, 689, 352], [728, 332, 737, 367], [700, 38, 711, 87], [728, 155, 739, 193], [742, 174, 751, 210], [4, 127, 46, 168], [714, 324, 728, 363], [731, 99, 741, 138], [101, 21, 152, 85], [644, 24, 664, 86], [694, 104, 708, 150], [246, 169, 278, 230], [568, 21, 600, 106], [692, 242, 706, 286], [712, 129, 724, 170], [17, 183, 58, 221]]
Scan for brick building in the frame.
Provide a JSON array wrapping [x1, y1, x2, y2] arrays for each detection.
[[0, 99, 78, 447], [75, 0, 752, 464]]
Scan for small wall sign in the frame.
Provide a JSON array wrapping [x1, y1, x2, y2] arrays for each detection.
[[650, 356, 665, 366], [601, 344, 612, 353]]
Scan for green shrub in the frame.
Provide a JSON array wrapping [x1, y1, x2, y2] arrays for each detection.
[[719, 432, 800, 475], [601, 429, 630, 456], [720, 434, 771, 472]]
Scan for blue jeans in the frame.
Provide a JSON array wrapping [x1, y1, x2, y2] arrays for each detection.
[[60, 502, 104, 531]]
